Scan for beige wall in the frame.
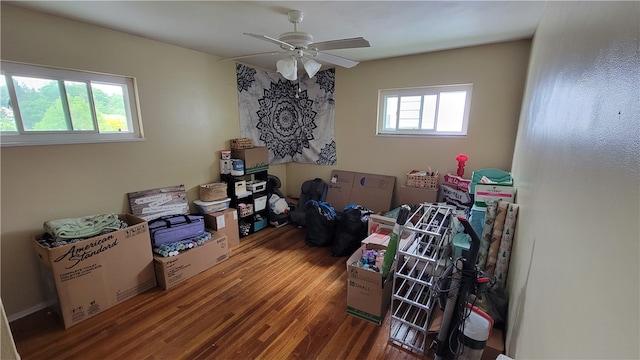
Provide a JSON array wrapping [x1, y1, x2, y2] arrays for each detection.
[[1, 4, 530, 320], [0, 4, 283, 318], [1, 4, 532, 327], [285, 40, 531, 202], [507, 2, 639, 358]]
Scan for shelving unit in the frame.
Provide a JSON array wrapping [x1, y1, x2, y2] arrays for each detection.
[[221, 168, 269, 238], [389, 203, 456, 354]]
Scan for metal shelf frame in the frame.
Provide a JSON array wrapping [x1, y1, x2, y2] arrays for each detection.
[[389, 203, 456, 354]]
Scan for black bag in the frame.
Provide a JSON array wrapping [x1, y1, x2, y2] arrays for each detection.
[[148, 214, 205, 247], [331, 204, 374, 257], [304, 200, 336, 247], [290, 178, 328, 227]]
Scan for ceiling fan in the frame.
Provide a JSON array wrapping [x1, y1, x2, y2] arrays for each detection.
[[223, 10, 370, 81]]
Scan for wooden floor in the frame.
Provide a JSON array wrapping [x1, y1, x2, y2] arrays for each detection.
[[10, 224, 434, 360]]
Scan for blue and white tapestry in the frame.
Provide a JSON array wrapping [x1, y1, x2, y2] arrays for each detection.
[[236, 63, 336, 165]]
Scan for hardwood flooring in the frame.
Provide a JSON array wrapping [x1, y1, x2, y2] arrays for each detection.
[[10, 225, 433, 360]]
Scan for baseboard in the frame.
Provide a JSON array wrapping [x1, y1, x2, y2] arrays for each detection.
[[7, 300, 56, 323]]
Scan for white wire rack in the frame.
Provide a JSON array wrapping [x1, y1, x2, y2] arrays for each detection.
[[389, 203, 456, 354]]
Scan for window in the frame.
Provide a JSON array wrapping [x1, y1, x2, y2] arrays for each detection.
[[377, 84, 472, 136], [1, 61, 143, 146]]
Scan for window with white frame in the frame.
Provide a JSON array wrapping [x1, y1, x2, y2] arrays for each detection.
[[0, 61, 143, 146], [377, 84, 472, 136]]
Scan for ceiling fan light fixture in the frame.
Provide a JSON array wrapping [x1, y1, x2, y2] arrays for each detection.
[[230, 9, 370, 75], [301, 58, 321, 78], [276, 57, 297, 81]]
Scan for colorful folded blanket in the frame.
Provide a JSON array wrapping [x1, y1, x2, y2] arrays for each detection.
[[44, 213, 121, 240]]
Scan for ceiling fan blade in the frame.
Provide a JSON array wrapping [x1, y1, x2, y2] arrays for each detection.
[[218, 51, 284, 62], [309, 37, 370, 51], [244, 33, 295, 50], [313, 52, 359, 68]]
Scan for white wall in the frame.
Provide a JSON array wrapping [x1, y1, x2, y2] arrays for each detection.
[[507, 2, 639, 358]]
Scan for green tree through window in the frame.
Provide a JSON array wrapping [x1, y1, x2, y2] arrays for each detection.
[[1, 60, 142, 146]]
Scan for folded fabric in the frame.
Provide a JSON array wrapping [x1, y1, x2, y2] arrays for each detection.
[[44, 213, 120, 239]]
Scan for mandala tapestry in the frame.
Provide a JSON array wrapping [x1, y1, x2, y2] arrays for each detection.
[[236, 63, 336, 165]]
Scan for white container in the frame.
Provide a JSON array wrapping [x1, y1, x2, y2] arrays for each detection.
[[194, 198, 231, 214], [254, 195, 268, 211], [457, 305, 494, 360], [220, 150, 231, 160], [231, 159, 244, 176], [247, 180, 266, 193], [234, 180, 247, 196], [220, 159, 232, 175]]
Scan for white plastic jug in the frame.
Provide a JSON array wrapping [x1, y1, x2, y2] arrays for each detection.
[[231, 159, 244, 176], [457, 304, 494, 360]]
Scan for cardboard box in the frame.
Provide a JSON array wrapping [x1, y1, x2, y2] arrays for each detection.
[[231, 147, 269, 172], [327, 170, 396, 213], [32, 214, 156, 329], [346, 245, 394, 325], [204, 208, 240, 247], [154, 231, 229, 290], [393, 185, 438, 208], [482, 327, 505, 360], [474, 184, 516, 207]]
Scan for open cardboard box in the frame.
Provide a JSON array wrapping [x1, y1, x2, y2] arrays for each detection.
[[154, 231, 229, 290], [32, 214, 157, 329], [346, 227, 416, 325], [346, 245, 394, 325]]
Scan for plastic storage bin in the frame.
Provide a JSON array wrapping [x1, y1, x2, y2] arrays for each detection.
[[247, 180, 266, 193], [254, 195, 268, 211], [194, 198, 231, 214], [253, 215, 268, 232]]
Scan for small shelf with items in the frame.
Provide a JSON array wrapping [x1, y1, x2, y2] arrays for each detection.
[[221, 169, 269, 238]]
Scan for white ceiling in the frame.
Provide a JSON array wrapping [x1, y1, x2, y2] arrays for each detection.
[[7, 1, 548, 71]]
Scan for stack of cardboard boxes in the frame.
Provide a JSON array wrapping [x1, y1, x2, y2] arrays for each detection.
[[33, 208, 240, 328]]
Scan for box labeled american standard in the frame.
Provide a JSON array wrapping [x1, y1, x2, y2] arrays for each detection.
[[204, 208, 240, 247], [32, 214, 156, 329], [154, 231, 229, 290]]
